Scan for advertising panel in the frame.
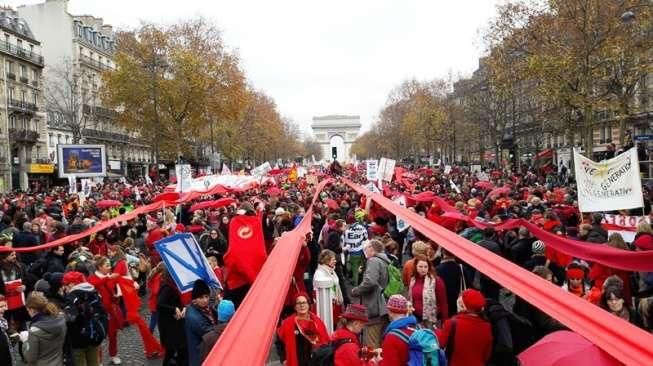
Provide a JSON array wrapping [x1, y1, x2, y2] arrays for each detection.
[[57, 144, 107, 178]]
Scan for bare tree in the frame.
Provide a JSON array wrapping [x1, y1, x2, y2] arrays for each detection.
[[44, 60, 98, 143]]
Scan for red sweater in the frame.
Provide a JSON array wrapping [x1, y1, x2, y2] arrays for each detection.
[[410, 275, 449, 321], [436, 313, 493, 366]]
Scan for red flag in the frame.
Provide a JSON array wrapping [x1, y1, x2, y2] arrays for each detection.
[[224, 213, 267, 289]]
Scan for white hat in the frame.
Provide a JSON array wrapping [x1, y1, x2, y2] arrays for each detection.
[[274, 207, 286, 216]]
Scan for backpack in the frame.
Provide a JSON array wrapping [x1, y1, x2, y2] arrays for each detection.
[[309, 338, 351, 366], [69, 289, 108, 347], [384, 262, 404, 299], [389, 326, 447, 366]]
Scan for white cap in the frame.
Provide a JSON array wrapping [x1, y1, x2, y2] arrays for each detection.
[[274, 207, 286, 216]]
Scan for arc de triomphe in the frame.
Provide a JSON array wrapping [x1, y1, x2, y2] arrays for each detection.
[[311, 115, 361, 162]]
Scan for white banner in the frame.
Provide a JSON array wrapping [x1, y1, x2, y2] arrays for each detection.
[[366, 160, 379, 181], [251, 161, 271, 178], [393, 195, 410, 232], [573, 147, 643, 212], [175, 164, 192, 193]]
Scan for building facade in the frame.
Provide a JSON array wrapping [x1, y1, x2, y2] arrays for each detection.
[[0, 8, 47, 192], [17, 0, 151, 183]]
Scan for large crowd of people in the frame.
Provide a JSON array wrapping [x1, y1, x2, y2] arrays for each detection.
[[0, 159, 651, 365]]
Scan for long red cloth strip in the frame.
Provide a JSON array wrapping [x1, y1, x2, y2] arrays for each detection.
[[203, 178, 333, 366], [343, 178, 653, 365], [431, 196, 653, 272]]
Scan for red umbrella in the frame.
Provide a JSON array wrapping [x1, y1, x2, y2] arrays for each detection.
[[518, 331, 621, 366], [96, 199, 122, 209], [189, 198, 236, 213], [266, 187, 283, 196], [489, 186, 511, 197], [475, 181, 494, 190], [152, 192, 180, 203], [325, 199, 339, 210]]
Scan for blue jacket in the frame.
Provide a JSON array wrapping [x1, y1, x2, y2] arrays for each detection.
[[184, 304, 218, 366]]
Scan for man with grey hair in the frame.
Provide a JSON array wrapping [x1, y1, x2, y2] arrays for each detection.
[[13, 222, 39, 266], [351, 239, 391, 347]]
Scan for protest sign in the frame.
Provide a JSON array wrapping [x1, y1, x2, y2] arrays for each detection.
[[366, 160, 379, 181], [574, 148, 643, 212], [155, 233, 221, 293]]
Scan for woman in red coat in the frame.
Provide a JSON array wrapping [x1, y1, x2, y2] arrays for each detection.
[[87, 256, 124, 365], [332, 304, 381, 365], [437, 289, 493, 366], [108, 245, 164, 359], [276, 293, 329, 366], [407, 254, 449, 327]]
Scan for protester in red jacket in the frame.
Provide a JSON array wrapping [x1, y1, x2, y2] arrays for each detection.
[[332, 304, 381, 365], [436, 289, 493, 366], [88, 231, 109, 256], [379, 295, 415, 365], [276, 293, 329, 366]]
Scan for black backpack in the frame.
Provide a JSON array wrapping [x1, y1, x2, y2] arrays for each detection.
[[67, 289, 108, 347], [309, 338, 351, 366]]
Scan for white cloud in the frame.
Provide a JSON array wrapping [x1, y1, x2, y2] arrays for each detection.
[[10, 0, 503, 136]]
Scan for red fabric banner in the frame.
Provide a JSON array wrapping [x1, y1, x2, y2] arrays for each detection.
[[344, 178, 653, 365], [430, 196, 653, 272], [204, 179, 334, 365], [224, 213, 267, 290]]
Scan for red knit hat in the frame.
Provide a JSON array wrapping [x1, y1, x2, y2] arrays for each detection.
[[386, 294, 409, 314], [461, 289, 486, 312], [62, 271, 86, 286]]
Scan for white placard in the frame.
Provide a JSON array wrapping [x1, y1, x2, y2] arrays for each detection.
[[393, 195, 410, 232], [366, 160, 379, 181], [573, 147, 643, 212], [175, 164, 192, 193], [68, 175, 77, 194], [444, 165, 452, 175], [378, 158, 396, 182]]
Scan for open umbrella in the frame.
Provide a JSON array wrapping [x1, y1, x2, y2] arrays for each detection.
[[189, 198, 236, 213], [489, 186, 511, 197], [474, 181, 494, 190], [96, 199, 122, 209], [152, 192, 180, 203], [266, 187, 283, 196], [325, 199, 340, 210], [518, 331, 621, 366]]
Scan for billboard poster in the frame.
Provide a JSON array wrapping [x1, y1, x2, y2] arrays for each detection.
[[57, 144, 107, 178]]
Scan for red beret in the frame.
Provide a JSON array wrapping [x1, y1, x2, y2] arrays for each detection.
[[62, 271, 86, 285], [635, 234, 653, 251], [462, 289, 486, 312]]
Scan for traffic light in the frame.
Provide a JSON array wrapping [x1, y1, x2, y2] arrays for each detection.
[[332, 147, 337, 160]]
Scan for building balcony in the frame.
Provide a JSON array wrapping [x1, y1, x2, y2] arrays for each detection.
[[0, 41, 44, 66], [78, 54, 113, 71], [9, 128, 39, 144], [19, 76, 28, 84], [83, 104, 116, 119], [82, 128, 129, 143], [8, 98, 38, 114], [6, 72, 15, 80]]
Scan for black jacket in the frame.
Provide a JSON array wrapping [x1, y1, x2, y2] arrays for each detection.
[[157, 279, 187, 351], [63, 283, 108, 348]]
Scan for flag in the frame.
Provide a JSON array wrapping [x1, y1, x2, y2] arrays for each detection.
[[288, 165, 298, 182], [224, 214, 267, 289], [222, 164, 232, 175]]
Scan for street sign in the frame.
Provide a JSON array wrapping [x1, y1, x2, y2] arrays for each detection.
[[635, 134, 653, 142]]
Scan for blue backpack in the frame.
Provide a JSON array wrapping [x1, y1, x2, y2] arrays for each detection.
[[389, 326, 447, 366]]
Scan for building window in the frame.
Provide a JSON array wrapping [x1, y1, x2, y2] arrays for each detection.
[[5, 60, 13, 74], [32, 68, 37, 81], [9, 115, 15, 128], [32, 92, 37, 105], [48, 133, 53, 146], [600, 125, 613, 144], [20, 65, 26, 78], [28, 44, 33, 55], [20, 90, 25, 102], [8, 87, 14, 100], [3, 33, 8, 46], [16, 39, 22, 50]]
